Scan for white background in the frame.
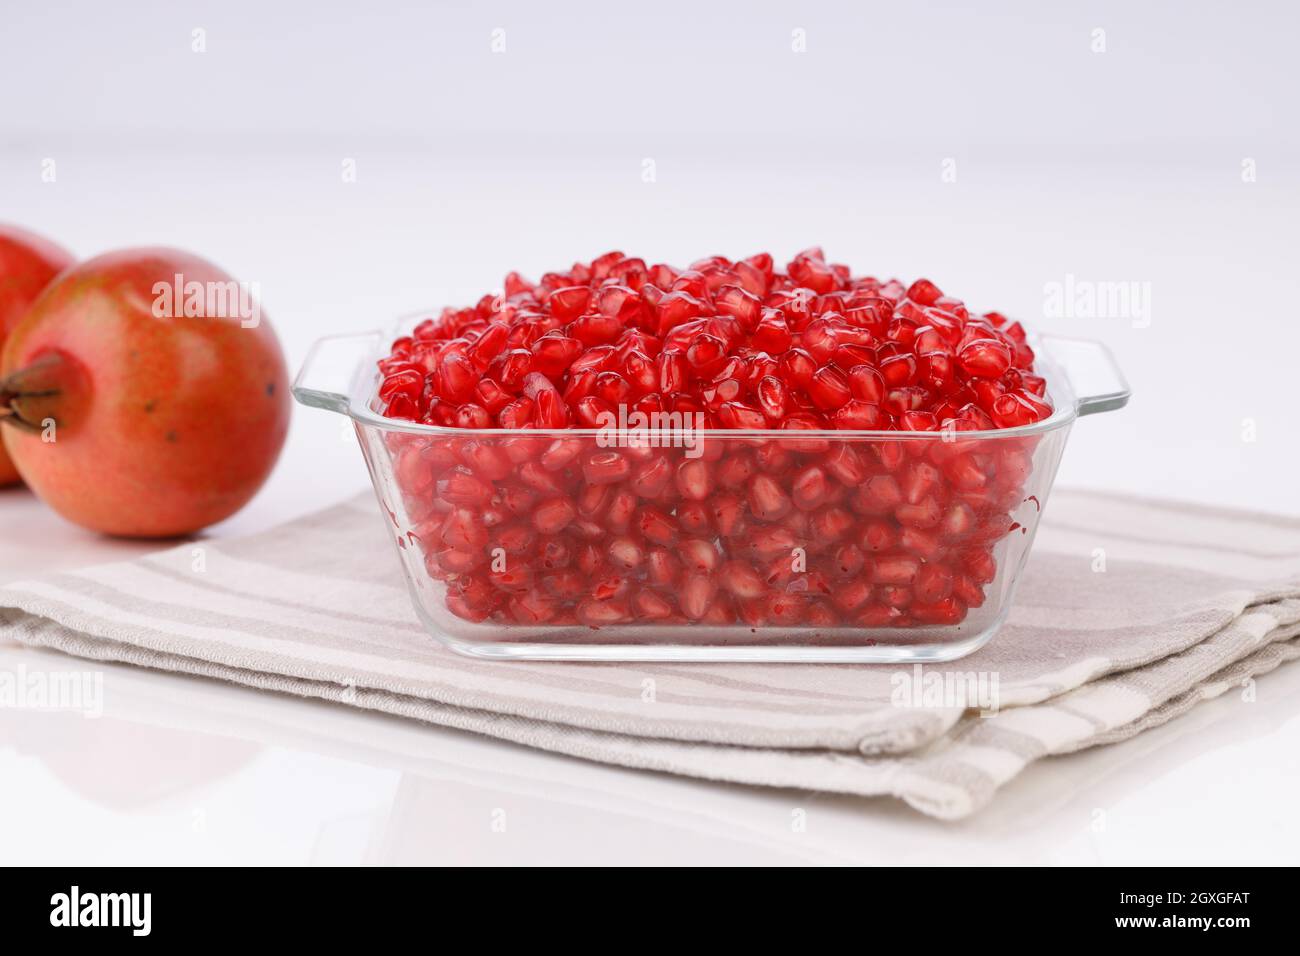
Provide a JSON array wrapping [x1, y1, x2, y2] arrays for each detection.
[[1, 0, 1298, 864]]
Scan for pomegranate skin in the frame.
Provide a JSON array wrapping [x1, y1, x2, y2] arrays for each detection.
[[1, 248, 290, 536], [0, 225, 75, 485]]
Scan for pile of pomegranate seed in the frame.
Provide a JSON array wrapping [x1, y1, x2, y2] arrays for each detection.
[[378, 249, 1051, 632]]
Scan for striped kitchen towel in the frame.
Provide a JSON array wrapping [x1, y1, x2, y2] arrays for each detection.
[[2, 489, 1298, 819]]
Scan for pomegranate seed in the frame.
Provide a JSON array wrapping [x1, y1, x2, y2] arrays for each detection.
[[680, 573, 718, 620], [914, 562, 954, 603], [830, 543, 866, 578], [530, 334, 583, 377], [791, 465, 830, 511], [719, 560, 766, 599], [756, 375, 790, 420], [646, 548, 680, 586], [748, 474, 793, 521], [832, 579, 874, 613], [906, 279, 942, 305], [871, 554, 919, 585], [847, 364, 886, 403], [807, 365, 852, 411], [548, 285, 593, 319], [582, 451, 631, 485], [533, 497, 576, 534], [633, 590, 674, 620], [958, 338, 1013, 379], [675, 458, 713, 500], [521, 373, 569, 428], [912, 596, 966, 625], [832, 400, 890, 430]]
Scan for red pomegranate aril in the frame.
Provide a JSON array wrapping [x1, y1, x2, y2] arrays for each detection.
[[629, 455, 673, 498], [991, 390, 1053, 427], [495, 348, 533, 390], [854, 475, 904, 514], [605, 488, 637, 533], [899, 526, 942, 559], [571, 312, 624, 347], [533, 497, 576, 534], [508, 589, 558, 624], [621, 350, 658, 394], [790, 465, 830, 511], [898, 410, 939, 431], [808, 365, 852, 411], [832, 400, 890, 430], [548, 285, 593, 319], [879, 585, 913, 609], [583, 451, 631, 485], [680, 573, 718, 620], [646, 548, 680, 586], [497, 397, 535, 429], [658, 350, 687, 393], [895, 496, 943, 529], [907, 279, 942, 306], [675, 500, 712, 537], [953, 574, 987, 608], [830, 543, 866, 578], [806, 507, 851, 546], [879, 353, 918, 387], [821, 444, 868, 485], [777, 348, 816, 389], [573, 395, 612, 427], [847, 361, 889, 403], [756, 375, 790, 420], [379, 369, 423, 403], [749, 474, 793, 521], [914, 562, 954, 603], [872, 554, 920, 585], [766, 592, 807, 626], [941, 501, 979, 536], [529, 334, 580, 377], [832, 579, 874, 613], [958, 338, 1013, 379], [717, 560, 765, 599], [441, 507, 489, 552], [591, 370, 631, 406], [857, 604, 906, 627], [912, 596, 966, 626], [636, 507, 678, 546], [437, 469, 492, 508], [577, 597, 631, 627], [607, 536, 645, 570], [717, 402, 767, 430], [633, 590, 674, 620], [437, 353, 479, 404], [673, 458, 712, 501], [679, 538, 722, 574], [751, 311, 793, 352], [1020, 372, 1048, 397], [521, 372, 569, 428], [455, 440, 511, 483]]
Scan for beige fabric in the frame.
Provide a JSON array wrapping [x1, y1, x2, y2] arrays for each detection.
[[3, 489, 1297, 819]]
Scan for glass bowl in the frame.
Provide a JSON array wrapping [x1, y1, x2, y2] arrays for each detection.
[[294, 324, 1128, 662]]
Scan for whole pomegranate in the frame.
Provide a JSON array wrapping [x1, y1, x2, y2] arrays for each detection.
[[0, 248, 290, 536], [0, 225, 75, 485]]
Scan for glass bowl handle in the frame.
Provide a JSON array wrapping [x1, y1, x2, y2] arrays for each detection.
[[1040, 335, 1131, 417], [291, 331, 380, 415]]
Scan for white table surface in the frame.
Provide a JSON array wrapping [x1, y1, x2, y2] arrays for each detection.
[[2, 1, 1298, 863]]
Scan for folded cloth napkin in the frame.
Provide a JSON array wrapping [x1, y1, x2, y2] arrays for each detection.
[[2, 489, 1298, 819]]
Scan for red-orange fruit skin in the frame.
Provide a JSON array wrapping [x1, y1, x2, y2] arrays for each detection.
[[0, 225, 76, 485], [1, 248, 290, 536]]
